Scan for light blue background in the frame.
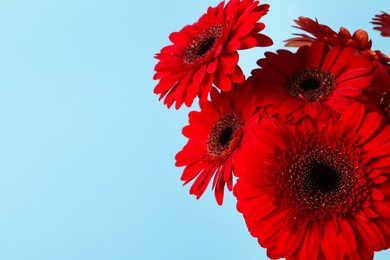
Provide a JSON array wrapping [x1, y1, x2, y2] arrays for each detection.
[[0, 0, 388, 259]]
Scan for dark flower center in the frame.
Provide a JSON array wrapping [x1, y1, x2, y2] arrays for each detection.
[[277, 132, 370, 221], [218, 126, 233, 146], [285, 68, 336, 101], [306, 163, 341, 193], [207, 113, 243, 160], [380, 91, 390, 123], [197, 38, 216, 56], [300, 77, 321, 91], [183, 24, 223, 66]]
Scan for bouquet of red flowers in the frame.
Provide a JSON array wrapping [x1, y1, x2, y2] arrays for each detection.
[[153, 1, 390, 259]]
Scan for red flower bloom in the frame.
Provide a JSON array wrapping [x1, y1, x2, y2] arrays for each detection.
[[372, 12, 390, 37], [251, 40, 373, 122], [285, 17, 390, 71], [153, 0, 272, 109], [175, 82, 259, 205], [284, 16, 339, 48], [234, 103, 390, 259], [285, 16, 375, 50]]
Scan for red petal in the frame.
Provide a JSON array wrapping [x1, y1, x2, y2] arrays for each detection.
[[332, 87, 362, 97], [371, 188, 385, 201], [224, 39, 241, 52], [372, 201, 390, 218], [207, 59, 219, 74], [307, 40, 326, 67], [337, 102, 364, 135], [336, 218, 356, 253], [214, 72, 232, 91], [276, 224, 306, 257], [305, 101, 323, 118]]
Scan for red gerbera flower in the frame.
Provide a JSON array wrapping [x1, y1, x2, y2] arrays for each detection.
[[285, 16, 375, 50], [284, 16, 339, 47], [234, 103, 390, 259], [153, 0, 272, 109], [285, 16, 390, 71], [251, 40, 373, 122], [372, 12, 390, 37], [175, 82, 260, 205]]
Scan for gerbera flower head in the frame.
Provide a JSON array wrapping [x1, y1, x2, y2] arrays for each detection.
[[284, 16, 339, 47], [175, 81, 260, 205], [285, 16, 390, 71], [153, 0, 272, 109], [251, 40, 374, 122], [234, 103, 390, 259], [284, 16, 373, 49], [372, 11, 390, 37]]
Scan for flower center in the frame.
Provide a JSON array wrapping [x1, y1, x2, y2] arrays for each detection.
[[183, 24, 223, 66], [380, 91, 390, 123], [218, 126, 233, 146], [285, 68, 336, 101], [197, 37, 216, 56], [276, 132, 370, 221], [207, 112, 243, 160], [306, 163, 340, 193], [300, 78, 321, 91]]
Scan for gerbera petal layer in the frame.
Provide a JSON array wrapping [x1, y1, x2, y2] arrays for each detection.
[[153, 0, 272, 109], [234, 103, 390, 259], [176, 82, 260, 205], [285, 16, 390, 72], [252, 40, 373, 122]]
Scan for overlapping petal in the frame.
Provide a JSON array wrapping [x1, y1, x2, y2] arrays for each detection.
[[251, 40, 373, 122], [372, 12, 390, 37], [234, 103, 390, 259], [153, 0, 272, 109], [176, 82, 260, 205], [285, 16, 390, 72]]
